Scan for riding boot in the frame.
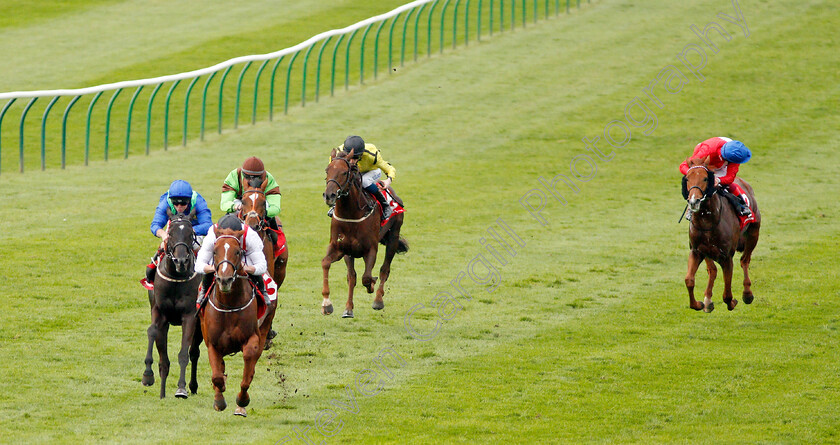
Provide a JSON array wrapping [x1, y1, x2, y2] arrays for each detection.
[[141, 249, 162, 289], [737, 194, 752, 217], [365, 183, 392, 220], [722, 189, 749, 216], [197, 273, 214, 307], [250, 274, 270, 306]]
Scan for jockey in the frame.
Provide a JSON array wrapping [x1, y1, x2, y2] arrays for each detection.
[[195, 213, 269, 307], [333, 135, 395, 220], [142, 180, 213, 289], [679, 137, 753, 217], [220, 156, 284, 243]]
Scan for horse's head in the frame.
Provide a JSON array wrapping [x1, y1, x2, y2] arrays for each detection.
[[682, 156, 716, 213], [324, 149, 359, 207], [239, 188, 267, 231], [165, 208, 196, 274], [212, 225, 245, 293]]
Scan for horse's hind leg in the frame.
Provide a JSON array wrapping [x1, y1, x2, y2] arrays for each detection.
[[703, 258, 717, 313], [189, 317, 203, 394], [374, 232, 399, 311], [235, 336, 262, 417], [155, 322, 171, 399], [142, 307, 160, 387], [685, 250, 705, 311], [343, 256, 356, 318], [721, 256, 738, 311], [175, 313, 197, 399], [274, 248, 288, 289], [741, 223, 760, 304]]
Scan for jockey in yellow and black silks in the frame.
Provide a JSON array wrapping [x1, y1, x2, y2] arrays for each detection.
[[333, 135, 395, 220]]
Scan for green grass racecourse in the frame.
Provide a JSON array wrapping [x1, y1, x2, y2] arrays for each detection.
[[1, 0, 839, 442]]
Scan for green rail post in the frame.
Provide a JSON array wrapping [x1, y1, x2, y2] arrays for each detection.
[[285, 50, 301, 114], [61, 96, 81, 169], [19, 97, 39, 172], [428, 0, 439, 56], [200, 72, 218, 140], [217, 66, 234, 134], [268, 56, 285, 121], [489, 0, 494, 37], [500, 0, 505, 32], [315, 37, 333, 102], [302, 43, 318, 105], [344, 29, 359, 90], [511, 0, 515, 29], [251, 61, 269, 123], [40, 96, 61, 170], [183, 76, 201, 145], [85, 91, 104, 166], [555, 0, 559, 16], [145, 83, 163, 153], [330, 35, 345, 96], [0, 98, 18, 175], [234, 61, 253, 129], [440, 0, 452, 53], [414, 4, 427, 61], [359, 24, 374, 85], [104, 88, 123, 162], [523, 0, 527, 27], [389, 12, 402, 71], [374, 19, 388, 79], [125, 86, 144, 159], [466, 0, 472, 44], [566, 0, 569, 13], [454, 0, 461, 48], [163, 80, 181, 149], [401, 9, 415, 66], [577, 0, 580, 8]]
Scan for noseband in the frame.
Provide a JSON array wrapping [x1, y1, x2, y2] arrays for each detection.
[[213, 235, 243, 277], [682, 165, 716, 203], [326, 157, 357, 199]]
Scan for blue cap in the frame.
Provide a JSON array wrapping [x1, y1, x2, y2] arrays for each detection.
[[720, 140, 751, 164], [168, 180, 193, 198]]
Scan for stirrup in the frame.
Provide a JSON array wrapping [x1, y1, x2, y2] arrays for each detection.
[[327, 207, 334, 218], [684, 208, 692, 221]]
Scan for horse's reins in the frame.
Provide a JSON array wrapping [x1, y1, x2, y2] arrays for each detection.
[[682, 165, 722, 231], [207, 234, 254, 313]]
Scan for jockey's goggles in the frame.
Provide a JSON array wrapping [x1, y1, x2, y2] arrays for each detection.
[[171, 198, 190, 206]]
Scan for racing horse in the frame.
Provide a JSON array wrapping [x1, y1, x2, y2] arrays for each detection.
[[198, 224, 271, 416], [239, 186, 284, 348], [321, 149, 408, 318], [142, 210, 202, 399], [682, 157, 761, 312]]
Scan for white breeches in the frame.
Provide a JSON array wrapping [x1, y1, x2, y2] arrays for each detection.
[[361, 169, 382, 188]]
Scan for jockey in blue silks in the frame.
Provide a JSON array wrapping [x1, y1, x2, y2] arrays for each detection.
[[141, 180, 213, 290]]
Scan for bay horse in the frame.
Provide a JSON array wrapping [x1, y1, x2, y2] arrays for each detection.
[[682, 157, 761, 312], [142, 210, 201, 399], [239, 186, 284, 348], [321, 149, 408, 318], [198, 224, 271, 416]]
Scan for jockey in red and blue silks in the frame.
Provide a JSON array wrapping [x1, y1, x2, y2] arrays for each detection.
[[142, 180, 213, 290], [679, 137, 753, 217]]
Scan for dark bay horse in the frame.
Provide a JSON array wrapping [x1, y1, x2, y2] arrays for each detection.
[[198, 225, 270, 416], [142, 210, 201, 398], [239, 187, 282, 348], [682, 157, 761, 312], [321, 150, 408, 318]]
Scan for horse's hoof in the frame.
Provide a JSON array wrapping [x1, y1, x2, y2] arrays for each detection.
[[743, 293, 754, 304], [175, 388, 189, 399], [141, 373, 155, 386], [189, 382, 198, 395], [704, 302, 715, 313], [322, 304, 333, 315], [214, 399, 227, 411], [372, 300, 384, 310], [342, 310, 354, 318], [263, 337, 273, 351], [234, 407, 247, 417], [728, 299, 738, 311]]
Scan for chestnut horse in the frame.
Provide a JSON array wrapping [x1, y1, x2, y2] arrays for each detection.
[[198, 225, 271, 416], [239, 187, 284, 348], [682, 157, 761, 312], [142, 210, 201, 398], [321, 150, 408, 318]]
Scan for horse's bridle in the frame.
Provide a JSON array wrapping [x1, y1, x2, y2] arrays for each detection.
[[239, 189, 267, 230], [164, 218, 197, 262], [326, 157, 358, 199], [682, 165, 716, 205], [213, 235, 244, 277]]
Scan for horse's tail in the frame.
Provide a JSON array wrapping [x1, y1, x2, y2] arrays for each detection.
[[396, 237, 409, 254]]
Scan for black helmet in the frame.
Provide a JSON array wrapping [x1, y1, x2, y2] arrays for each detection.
[[218, 213, 243, 231], [343, 135, 365, 156]]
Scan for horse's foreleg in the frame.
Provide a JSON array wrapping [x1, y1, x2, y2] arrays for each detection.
[[361, 247, 378, 295], [207, 344, 227, 411], [703, 258, 717, 311], [685, 250, 704, 311], [343, 256, 357, 318], [155, 322, 171, 399], [721, 256, 738, 311], [235, 336, 262, 417], [142, 308, 160, 387], [321, 246, 343, 315], [741, 225, 760, 304], [189, 317, 203, 394], [174, 313, 197, 399], [374, 235, 399, 310]]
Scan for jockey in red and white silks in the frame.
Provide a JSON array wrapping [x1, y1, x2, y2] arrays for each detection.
[[679, 137, 753, 217]]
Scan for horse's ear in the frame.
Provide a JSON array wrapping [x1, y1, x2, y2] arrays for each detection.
[[166, 206, 173, 219], [187, 206, 197, 220], [259, 177, 268, 191], [702, 155, 711, 166], [330, 148, 339, 159], [213, 224, 220, 237]]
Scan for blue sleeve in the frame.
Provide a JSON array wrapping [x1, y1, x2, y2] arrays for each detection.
[[150, 194, 170, 235], [192, 193, 214, 236]]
